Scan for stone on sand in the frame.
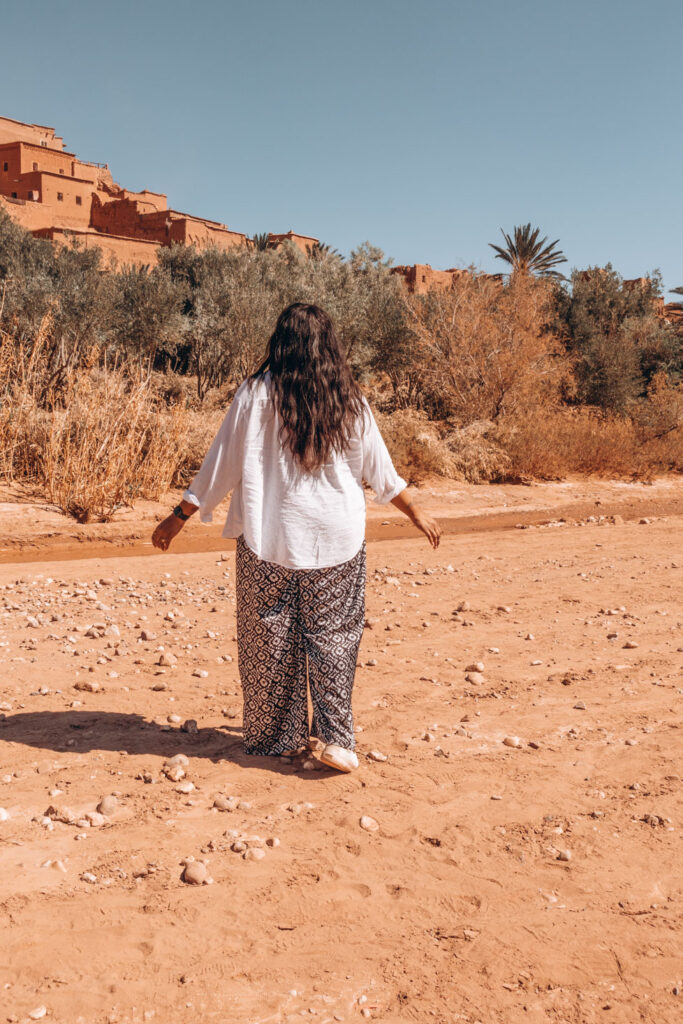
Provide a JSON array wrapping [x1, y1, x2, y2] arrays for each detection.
[[96, 795, 118, 816], [181, 859, 211, 885], [465, 671, 486, 685], [503, 736, 522, 748], [360, 815, 379, 833]]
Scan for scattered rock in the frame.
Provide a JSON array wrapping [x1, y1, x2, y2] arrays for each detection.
[[623, 641, 639, 649], [158, 652, 177, 667], [213, 795, 239, 812], [181, 719, 198, 734], [503, 736, 521, 748], [85, 811, 106, 827], [28, 1008, 47, 1021], [0, 807, 9, 821], [360, 815, 379, 833], [96, 795, 118, 816], [243, 847, 266, 861], [556, 849, 572, 862], [181, 859, 211, 885], [464, 661, 485, 673], [367, 750, 388, 762], [465, 672, 486, 685]]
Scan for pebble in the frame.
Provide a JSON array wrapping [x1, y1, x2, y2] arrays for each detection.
[[465, 672, 486, 685], [28, 1008, 47, 1021], [266, 837, 280, 848], [573, 701, 586, 711], [556, 849, 572, 862], [231, 840, 247, 853], [243, 847, 266, 861], [213, 795, 239, 812], [163, 764, 185, 782], [360, 815, 379, 833], [503, 736, 521, 748], [81, 872, 98, 884], [158, 652, 177, 667], [0, 807, 9, 821], [176, 781, 195, 794], [140, 630, 156, 641], [464, 662, 485, 673], [181, 859, 211, 885], [85, 811, 106, 827], [74, 680, 101, 693], [97, 795, 118, 816], [623, 641, 639, 649], [192, 669, 209, 678], [367, 750, 388, 762], [181, 719, 199, 734]]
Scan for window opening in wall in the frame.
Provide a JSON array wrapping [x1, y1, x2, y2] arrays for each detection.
[[2, 162, 7, 172], [59, 168, 64, 175], [57, 192, 63, 201], [11, 192, 17, 198], [75, 195, 82, 205], [33, 162, 38, 171], [40, 140, 47, 147]]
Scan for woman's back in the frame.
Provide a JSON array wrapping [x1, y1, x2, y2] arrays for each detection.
[[184, 372, 406, 569]]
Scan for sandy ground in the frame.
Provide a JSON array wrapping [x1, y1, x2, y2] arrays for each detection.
[[0, 479, 681, 1023]]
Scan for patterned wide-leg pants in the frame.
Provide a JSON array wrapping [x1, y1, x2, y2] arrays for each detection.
[[235, 534, 366, 756]]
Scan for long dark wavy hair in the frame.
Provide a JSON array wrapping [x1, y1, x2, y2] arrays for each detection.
[[251, 303, 365, 473]]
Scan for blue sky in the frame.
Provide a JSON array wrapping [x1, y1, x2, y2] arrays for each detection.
[[2, 0, 681, 291]]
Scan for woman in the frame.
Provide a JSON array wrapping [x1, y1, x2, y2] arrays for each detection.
[[152, 303, 440, 772]]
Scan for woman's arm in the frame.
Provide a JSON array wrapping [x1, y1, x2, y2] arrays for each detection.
[[151, 500, 198, 552], [151, 382, 248, 552], [390, 488, 441, 549]]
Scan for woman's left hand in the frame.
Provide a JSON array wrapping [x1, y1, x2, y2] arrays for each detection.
[[152, 514, 184, 552]]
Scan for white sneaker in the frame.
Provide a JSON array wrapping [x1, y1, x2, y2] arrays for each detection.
[[319, 744, 359, 773]]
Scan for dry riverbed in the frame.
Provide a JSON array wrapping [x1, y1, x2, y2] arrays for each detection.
[[0, 480, 681, 1023]]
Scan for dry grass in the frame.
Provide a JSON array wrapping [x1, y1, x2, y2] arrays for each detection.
[[376, 409, 510, 484], [0, 327, 189, 520], [1, 319, 679, 522]]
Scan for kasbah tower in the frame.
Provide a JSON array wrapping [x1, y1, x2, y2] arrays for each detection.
[[0, 114, 319, 267]]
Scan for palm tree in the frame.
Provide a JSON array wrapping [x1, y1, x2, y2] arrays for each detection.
[[670, 286, 683, 298], [489, 223, 567, 279], [308, 240, 341, 261], [251, 232, 269, 252]]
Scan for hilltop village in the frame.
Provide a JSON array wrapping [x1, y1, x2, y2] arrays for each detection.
[[1, 114, 682, 318]]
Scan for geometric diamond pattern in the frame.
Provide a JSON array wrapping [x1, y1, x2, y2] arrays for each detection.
[[235, 534, 366, 756]]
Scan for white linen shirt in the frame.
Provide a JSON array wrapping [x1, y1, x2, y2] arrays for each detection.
[[183, 374, 407, 569]]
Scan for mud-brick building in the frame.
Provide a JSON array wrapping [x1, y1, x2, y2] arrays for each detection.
[[391, 263, 503, 293], [0, 115, 317, 267]]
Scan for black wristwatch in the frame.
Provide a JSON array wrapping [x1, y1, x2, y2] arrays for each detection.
[[172, 504, 190, 521]]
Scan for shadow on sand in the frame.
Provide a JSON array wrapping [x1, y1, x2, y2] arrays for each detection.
[[0, 710, 324, 778]]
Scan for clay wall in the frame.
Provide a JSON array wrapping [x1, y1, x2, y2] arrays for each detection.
[[392, 264, 470, 294], [0, 116, 64, 150], [0, 144, 22, 186], [118, 189, 167, 212], [267, 230, 319, 253], [20, 171, 93, 227], [0, 194, 57, 232], [33, 226, 160, 268]]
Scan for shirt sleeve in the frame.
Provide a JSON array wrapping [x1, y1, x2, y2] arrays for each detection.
[[182, 381, 249, 523], [360, 399, 407, 504]]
